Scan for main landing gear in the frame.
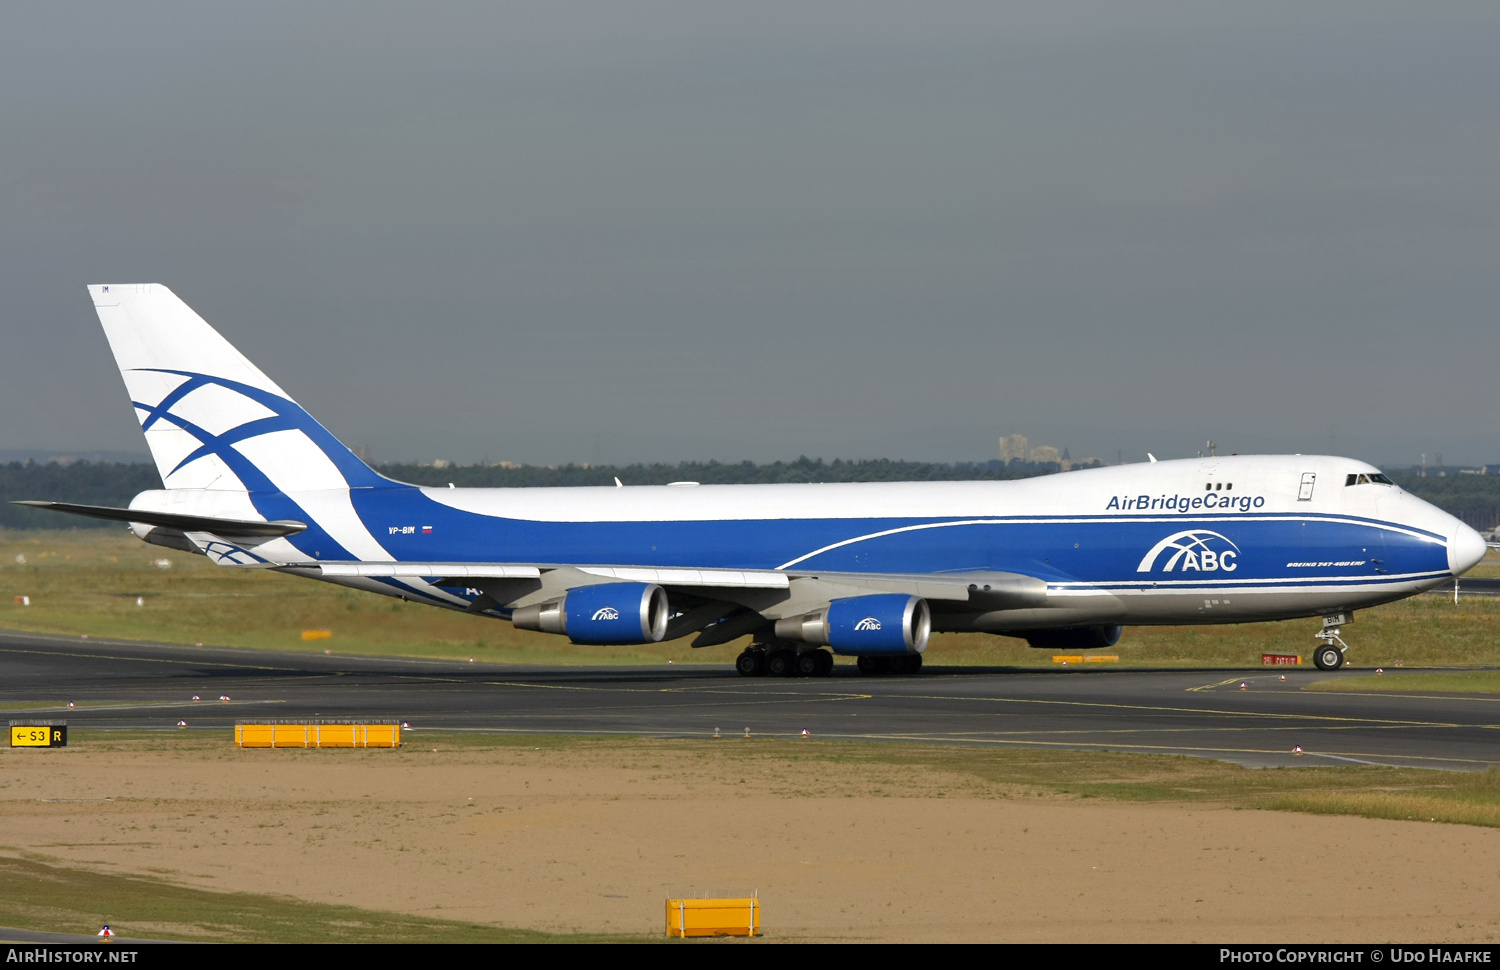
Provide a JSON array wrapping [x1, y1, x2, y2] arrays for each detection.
[[734, 641, 925, 677], [856, 654, 923, 676], [735, 643, 834, 678], [1312, 613, 1351, 671]]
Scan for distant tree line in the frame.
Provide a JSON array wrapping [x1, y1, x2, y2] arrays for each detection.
[[1, 458, 1495, 532], [1389, 471, 1500, 532], [0, 461, 163, 530]]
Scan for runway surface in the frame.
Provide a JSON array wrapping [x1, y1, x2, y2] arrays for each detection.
[[3, 629, 1497, 771]]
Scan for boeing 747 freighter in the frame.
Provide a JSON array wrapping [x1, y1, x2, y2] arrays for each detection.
[[19, 285, 1488, 675]]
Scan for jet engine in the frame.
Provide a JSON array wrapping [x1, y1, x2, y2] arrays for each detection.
[[1021, 625, 1123, 649], [774, 593, 930, 655], [512, 582, 670, 645]]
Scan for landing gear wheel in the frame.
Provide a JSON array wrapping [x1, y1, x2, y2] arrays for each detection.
[[766, 649, 796, 677], [794, 651, 821, 677], [812, 650, 834, 677], [884, 654, 924, 674], [856, 655, 891, 675], [885, 654, 924, 675], [1313, 644, 1344, 671], [735, 649, 766, 677]]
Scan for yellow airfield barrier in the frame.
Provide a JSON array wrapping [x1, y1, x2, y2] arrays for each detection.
[[235, 721, 401, 748], [665, 897, 760, 938], [1052, 655, 1119, 664]]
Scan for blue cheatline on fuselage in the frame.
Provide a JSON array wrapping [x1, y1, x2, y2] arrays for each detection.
[[240, 485, 1450, 591], [125, 363, 1450, 593]]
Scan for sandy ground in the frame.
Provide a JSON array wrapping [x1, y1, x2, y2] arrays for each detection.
[[3, 739, 1498, 943]]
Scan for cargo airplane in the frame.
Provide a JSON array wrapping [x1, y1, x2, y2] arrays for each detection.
[[19, 285, 1488, 675]]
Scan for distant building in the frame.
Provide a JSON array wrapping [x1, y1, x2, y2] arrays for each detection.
[[1030, 445, 1062, 465], [999, 434, 1029, 462]]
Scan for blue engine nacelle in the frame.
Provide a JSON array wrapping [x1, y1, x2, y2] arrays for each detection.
[[1021, 625, 1123, 649], [511, 582, 670, 645], [773, 593, 930, 656]]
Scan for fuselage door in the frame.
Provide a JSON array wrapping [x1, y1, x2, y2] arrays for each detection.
[[1297, 472, 1316, 502]]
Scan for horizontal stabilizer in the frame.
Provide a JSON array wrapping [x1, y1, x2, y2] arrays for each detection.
[[12, 501, 306, 538]]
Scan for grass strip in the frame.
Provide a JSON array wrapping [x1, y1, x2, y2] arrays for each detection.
[[793, 742, 1500, 826], [0, 854, 645, 943], [1304, 671, 1500, 694], [297, 732, 1500, 830], [1259, 791, 1500, 828]]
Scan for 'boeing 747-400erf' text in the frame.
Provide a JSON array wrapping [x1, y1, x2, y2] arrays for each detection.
[[19, 285, 1488, 676]]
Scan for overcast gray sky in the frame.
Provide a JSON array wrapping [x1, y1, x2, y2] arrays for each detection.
[[2, 2, 1497, 467]]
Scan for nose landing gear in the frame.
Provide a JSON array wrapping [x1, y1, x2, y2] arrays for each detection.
[[1312, 613, 1351, 671], [1313, 640, 1345, 671]]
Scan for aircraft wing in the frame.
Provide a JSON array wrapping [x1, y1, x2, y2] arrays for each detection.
[[314, 562, 544, 580], [303, 562, 784, 586], [670, 568, 1050, 646], [784, 570, 1047, 605], [293, 560, 1050, 645], [16, 495, 1053, 637], [20, 494, 1054, 642], [300, 561, 1042, 607]]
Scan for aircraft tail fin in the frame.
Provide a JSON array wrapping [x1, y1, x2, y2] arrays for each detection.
[[87, 284, 391, 492]]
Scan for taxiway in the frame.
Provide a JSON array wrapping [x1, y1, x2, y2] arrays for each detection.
[[2, 629, 1495, 771]]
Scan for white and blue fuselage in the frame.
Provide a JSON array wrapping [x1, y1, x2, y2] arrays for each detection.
[[28, 285, 1486, 673], [364, 456, 1477, 627]]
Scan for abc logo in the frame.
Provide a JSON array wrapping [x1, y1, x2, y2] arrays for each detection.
[[1137, 530, 1240, 573]]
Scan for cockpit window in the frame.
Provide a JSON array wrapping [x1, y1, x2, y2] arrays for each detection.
[[1369, 473, 1393, 485], [1346, 472, 1394, 486]]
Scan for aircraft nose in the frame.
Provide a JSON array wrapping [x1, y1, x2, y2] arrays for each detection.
[[1449, 522, 1488, 576]]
